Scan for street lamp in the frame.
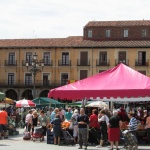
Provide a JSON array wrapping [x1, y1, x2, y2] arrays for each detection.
[[26, 53, 44, 99]]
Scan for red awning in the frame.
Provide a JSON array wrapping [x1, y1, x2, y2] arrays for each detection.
[[48, 63, 150, 100]]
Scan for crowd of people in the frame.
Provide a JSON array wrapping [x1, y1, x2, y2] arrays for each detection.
[[0, 105, 150, 150]]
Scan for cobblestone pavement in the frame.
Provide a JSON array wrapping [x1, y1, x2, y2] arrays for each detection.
[[0, 129, 149, 150]]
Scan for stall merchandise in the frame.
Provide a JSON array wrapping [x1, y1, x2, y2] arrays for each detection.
[[61, 121, 70, 129], [120, 122, 129, 130]]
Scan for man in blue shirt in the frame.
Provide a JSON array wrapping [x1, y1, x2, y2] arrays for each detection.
[[50, 108, 59, 121], [65, 107, 72, 121]]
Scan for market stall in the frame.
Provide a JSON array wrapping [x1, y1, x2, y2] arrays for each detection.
[[48, 63, 150, 144], [48, 63, 150, 101]]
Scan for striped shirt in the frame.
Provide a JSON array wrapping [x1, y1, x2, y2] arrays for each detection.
[[129, 117, 138, 131]]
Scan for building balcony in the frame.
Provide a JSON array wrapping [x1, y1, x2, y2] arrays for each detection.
[[5, 60, 17, 66], [115, 59, 129, 66], [22, 60, 53, 66], [0, 80, 70, 88], [22, 60, 32, 66], [96, 59, 110, 66], [44, 60, 53, 66], [77, 59, 90, 66], [135, 59, 149, 66], [58, 60, 71, 66]]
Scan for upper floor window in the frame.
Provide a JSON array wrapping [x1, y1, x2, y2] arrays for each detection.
[[25, 73, 32, 85], [43, 73, 50, 86], [118, 51, 128, 65], [80, 70, 88, 80], [99, 70, 106, 73], [142, 29, 147, 37], [8, 52, 15, 65], [137, 51, 146, 65], [43, 52, 50, 65], [97, 51, 108, 66], [123, 29, 128, 37], [26, 52, 32, 65], [88, 30, 92, 38], [100, 51, 107, 62], [138, 70, 146, 75], [79, 51, 89, 66], [62, 52, 69, 65], [106, 30, 110, 37], [61, 73, 68, 86], [8, 73, 14, 85]]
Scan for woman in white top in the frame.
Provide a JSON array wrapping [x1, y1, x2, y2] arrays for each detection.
[[25, 110, 32, 132], [96, 109, 109, 148]]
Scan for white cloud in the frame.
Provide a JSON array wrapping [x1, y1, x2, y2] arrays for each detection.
[[0, 0, 150, 39]]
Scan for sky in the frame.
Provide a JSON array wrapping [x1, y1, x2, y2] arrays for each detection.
[[0, 0, 150, 39]]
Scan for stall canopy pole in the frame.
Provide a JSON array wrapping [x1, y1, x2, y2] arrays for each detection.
[[49, 98, 52, 110], [4, 98, 6, 108], [110, 101, 114, 110]]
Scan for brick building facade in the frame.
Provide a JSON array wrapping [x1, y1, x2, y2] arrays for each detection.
[[0, 20, 150, 100]]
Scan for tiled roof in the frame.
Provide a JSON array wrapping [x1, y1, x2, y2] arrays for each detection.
[[85, 20, 150, 27], [0, 36, 150, 48]]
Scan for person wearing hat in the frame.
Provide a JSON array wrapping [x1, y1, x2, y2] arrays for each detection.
[[71, 109, 79, 144]]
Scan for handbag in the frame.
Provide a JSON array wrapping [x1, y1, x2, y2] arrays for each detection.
[[23, 126, 31, 140]]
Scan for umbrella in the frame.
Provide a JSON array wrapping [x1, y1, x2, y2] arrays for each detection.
[[16, 99, 36, 107], [32, 97, 63, 105], [86, 101, 108, 108], [3, 97, 14, 104], [0, 92, 5, 101]]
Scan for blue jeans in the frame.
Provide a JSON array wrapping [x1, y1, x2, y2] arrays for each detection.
[[78, 128, 88, 147]]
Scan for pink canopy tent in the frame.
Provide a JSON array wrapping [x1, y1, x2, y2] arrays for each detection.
[[48, 63, 150, 100]]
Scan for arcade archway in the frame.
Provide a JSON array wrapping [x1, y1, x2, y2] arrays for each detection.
[[5, 89, 18, 100], [22, 89, 33, 100], [39, 90, 49, 97]]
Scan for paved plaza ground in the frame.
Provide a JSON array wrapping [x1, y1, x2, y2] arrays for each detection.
[[0, 129, 149, 150]]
